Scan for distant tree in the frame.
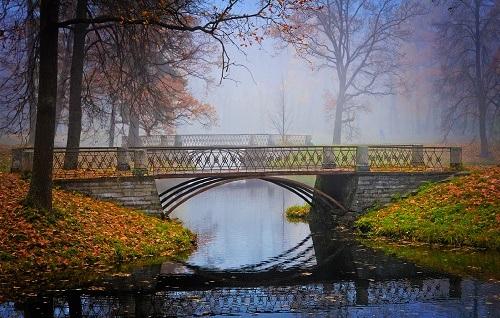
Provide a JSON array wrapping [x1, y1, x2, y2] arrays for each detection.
[[278, 0, 423, 143], [434, 0, 499, 157], [269, 79, 293, 144], [0, 0, 38, 144]]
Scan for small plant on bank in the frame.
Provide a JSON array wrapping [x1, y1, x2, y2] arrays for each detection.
[[132, 167, 148, 176], [285, 203, 311, 222]]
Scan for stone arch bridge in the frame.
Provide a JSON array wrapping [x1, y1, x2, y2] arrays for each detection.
[[12, 144, 463, 219]]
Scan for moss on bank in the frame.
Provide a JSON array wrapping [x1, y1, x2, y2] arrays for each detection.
[[0, 173, 196, 301], [355, 166, 500, 249], [285, 203, 311, 222]]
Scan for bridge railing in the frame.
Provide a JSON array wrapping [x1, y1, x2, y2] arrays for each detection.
[[145, 146, 358, 175], [123, 134, 313, 147], [11, 145, 462, 179]]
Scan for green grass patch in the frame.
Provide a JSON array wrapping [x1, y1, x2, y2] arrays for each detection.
[[283, 175, 317, 187], [355, 166, 500, 249], [285, 203, 311, 222], [0, 147, 11, 173]]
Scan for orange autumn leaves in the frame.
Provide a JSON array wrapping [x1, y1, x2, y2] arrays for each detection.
[[356, 166, 500, 249], [0, 172, 195, 290]]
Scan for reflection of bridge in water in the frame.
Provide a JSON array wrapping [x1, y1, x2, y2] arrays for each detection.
[[11, 212, 482, 318]]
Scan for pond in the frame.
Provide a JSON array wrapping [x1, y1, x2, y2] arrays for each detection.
[[1, 179, 499, 317]]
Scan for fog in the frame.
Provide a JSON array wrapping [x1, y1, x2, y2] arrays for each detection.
[[181, 40, 442, 145], [1, 1, 496, 151]]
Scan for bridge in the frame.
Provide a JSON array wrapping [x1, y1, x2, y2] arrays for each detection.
[[122, 133, 313, 147], [11, 144, 463, 217]]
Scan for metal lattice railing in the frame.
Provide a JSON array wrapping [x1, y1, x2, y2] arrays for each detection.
[[145, 146, 357, 175], [368, 146, 451, 171], [123, 134, 313, 147], [51, 148, 133, 179], [10, 145, 461, 179]]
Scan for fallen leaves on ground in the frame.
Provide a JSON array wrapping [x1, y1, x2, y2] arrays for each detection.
[[0, 172, 196, 302], [356, 166, 500, 249]]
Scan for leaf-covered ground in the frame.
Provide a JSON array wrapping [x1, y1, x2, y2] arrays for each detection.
[[356, 166, 500, 249], [0, 173, 196, 301]]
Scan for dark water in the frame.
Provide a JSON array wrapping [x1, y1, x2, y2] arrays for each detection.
[[1, 180, 499, 317]]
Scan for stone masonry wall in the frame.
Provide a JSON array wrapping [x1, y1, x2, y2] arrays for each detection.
[[351, 172, 455, 212], [316, 172, 458, 223], [55, 176, 161, 213]]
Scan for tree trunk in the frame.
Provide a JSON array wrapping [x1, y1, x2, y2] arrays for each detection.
[[108, 101, 116, 147], [64, 0, 88, 169], [26, 0, 60, 211], [332, 88, 345, 144], [26, 0, 37, 146], [127, 110, 140, 147], [478, 100, 489, 157], [474, 0, 490, 157], [55, 32, 74, 128]]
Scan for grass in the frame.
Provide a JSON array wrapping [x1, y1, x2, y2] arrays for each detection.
[[285, 203, 311, 222], [0, 146, 11, 173], [283, 175, 317, 187], [0, 172, 196, 302], [355, 166, 500, 249]]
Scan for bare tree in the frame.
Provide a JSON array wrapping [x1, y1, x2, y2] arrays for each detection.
[[269, 78, 293, 144], [0, 0, 38, 143], [434, 0, 499, 157], [279, 0, 423, 143]]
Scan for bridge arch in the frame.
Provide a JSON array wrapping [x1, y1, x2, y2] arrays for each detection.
[[158, 176, 346, 216]]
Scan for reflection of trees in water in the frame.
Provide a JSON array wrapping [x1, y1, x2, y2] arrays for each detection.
[[13, 278, 465, 317]]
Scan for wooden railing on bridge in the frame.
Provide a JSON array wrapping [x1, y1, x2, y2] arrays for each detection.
[[122, 134, 313, 147], [11, 145, 462, 179]]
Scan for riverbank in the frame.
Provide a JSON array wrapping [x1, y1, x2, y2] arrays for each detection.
[[355, 166, 499, 249], [0, 172, 196, 301]]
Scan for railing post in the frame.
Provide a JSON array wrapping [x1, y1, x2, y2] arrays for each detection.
[[450, 147, 462, 170], [160, 136, 168, 146], [249, 135, 256, 146], [10, 148, 23, 172], [21, 149, 34, 173], [411, 144, 424, 167], [322, 146, 336, 169], [116, 147, 130, 171], [267, 134, 274, 146], [356, 146, 370, 172], [305, 135, 313, 146], [174, 135, 182, 147], [133, 149, 148, 175]]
